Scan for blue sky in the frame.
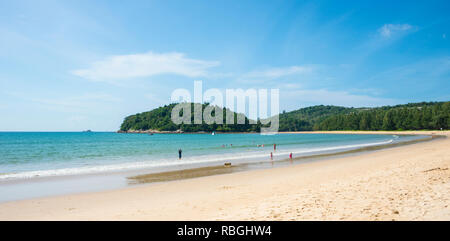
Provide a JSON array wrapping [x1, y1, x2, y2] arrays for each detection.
[[1, 0, 449, 131]]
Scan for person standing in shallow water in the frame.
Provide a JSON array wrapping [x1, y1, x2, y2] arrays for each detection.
[[178, 149, 182, 159]]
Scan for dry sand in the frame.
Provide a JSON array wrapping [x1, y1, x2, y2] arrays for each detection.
[[0, 131, 449, 220]]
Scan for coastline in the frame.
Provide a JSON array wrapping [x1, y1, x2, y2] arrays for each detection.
[[0, 132, 428, 202], [116, 130, 445, 135], [0, 130, 449, 220], [282, 130, 447, 135], [128, 133, 436, 185]]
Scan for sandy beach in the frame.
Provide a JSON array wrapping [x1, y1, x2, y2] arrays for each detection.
[[0, 131, 449, 221]]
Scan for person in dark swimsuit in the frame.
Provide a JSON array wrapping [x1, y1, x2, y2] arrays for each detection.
[[178, 149, 182, 159]]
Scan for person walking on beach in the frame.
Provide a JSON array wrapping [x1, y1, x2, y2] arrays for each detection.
[[289, 153, 292, 159], [270, 152, 273, 160], [274, 144, 276, 151], [178, 149, 182, 159]]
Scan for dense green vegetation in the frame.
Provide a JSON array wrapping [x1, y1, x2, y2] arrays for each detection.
[[120, 103, 261, 132], [278, 105, 361, 131], [315, 102, 450, 131], [119, 101, 450, 132]]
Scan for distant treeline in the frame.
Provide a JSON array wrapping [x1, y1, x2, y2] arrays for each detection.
[[119, 101, 450, 132], [315, 102, 450, 131], [278, 105, 358, 131]]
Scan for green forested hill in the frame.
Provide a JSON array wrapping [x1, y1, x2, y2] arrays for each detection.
[[119, 101, 450, 132], [278, 105, 362, 131], [315, 101, 450, 131], [119, 103, 261, 132]]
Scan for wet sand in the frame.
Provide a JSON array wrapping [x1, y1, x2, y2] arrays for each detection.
[[0, 131, 449, 220], [128, 133, 435, 185]]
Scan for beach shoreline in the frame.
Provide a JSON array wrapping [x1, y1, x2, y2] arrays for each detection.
[[128, 133, 437, 185], [0, 131, 430, 202], [0, 130, 449, 220]]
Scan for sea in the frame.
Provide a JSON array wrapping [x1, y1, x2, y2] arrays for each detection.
[[0, 132, 427, 202]]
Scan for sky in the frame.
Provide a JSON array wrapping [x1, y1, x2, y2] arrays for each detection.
[[0, 0, 449, 131]]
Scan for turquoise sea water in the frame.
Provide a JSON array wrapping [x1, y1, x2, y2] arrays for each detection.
[[0, 132, 424, 181]]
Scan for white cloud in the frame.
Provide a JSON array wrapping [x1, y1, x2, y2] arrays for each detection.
[[31, 93, 121, 109], [283, 89, 399, 108], [243, 65, 314, 79], [72, 52, 220, 81], [279, 83, 303, 89], [366, 57, 450, 84], [7, 91, 122, 113], [378, 24, 412, 38], [145, 93, 168, 105]]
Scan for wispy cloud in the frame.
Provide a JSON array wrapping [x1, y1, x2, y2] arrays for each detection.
[[242, 65, 314, 79], [283, 88, 399, 108], [31, 93, 122, 110], [367, 57, 450, 84], [378, 24, 413, 38], [145, 93, 168, 105], [6, 91, 122, 113], [71, 52, 220, 81]]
